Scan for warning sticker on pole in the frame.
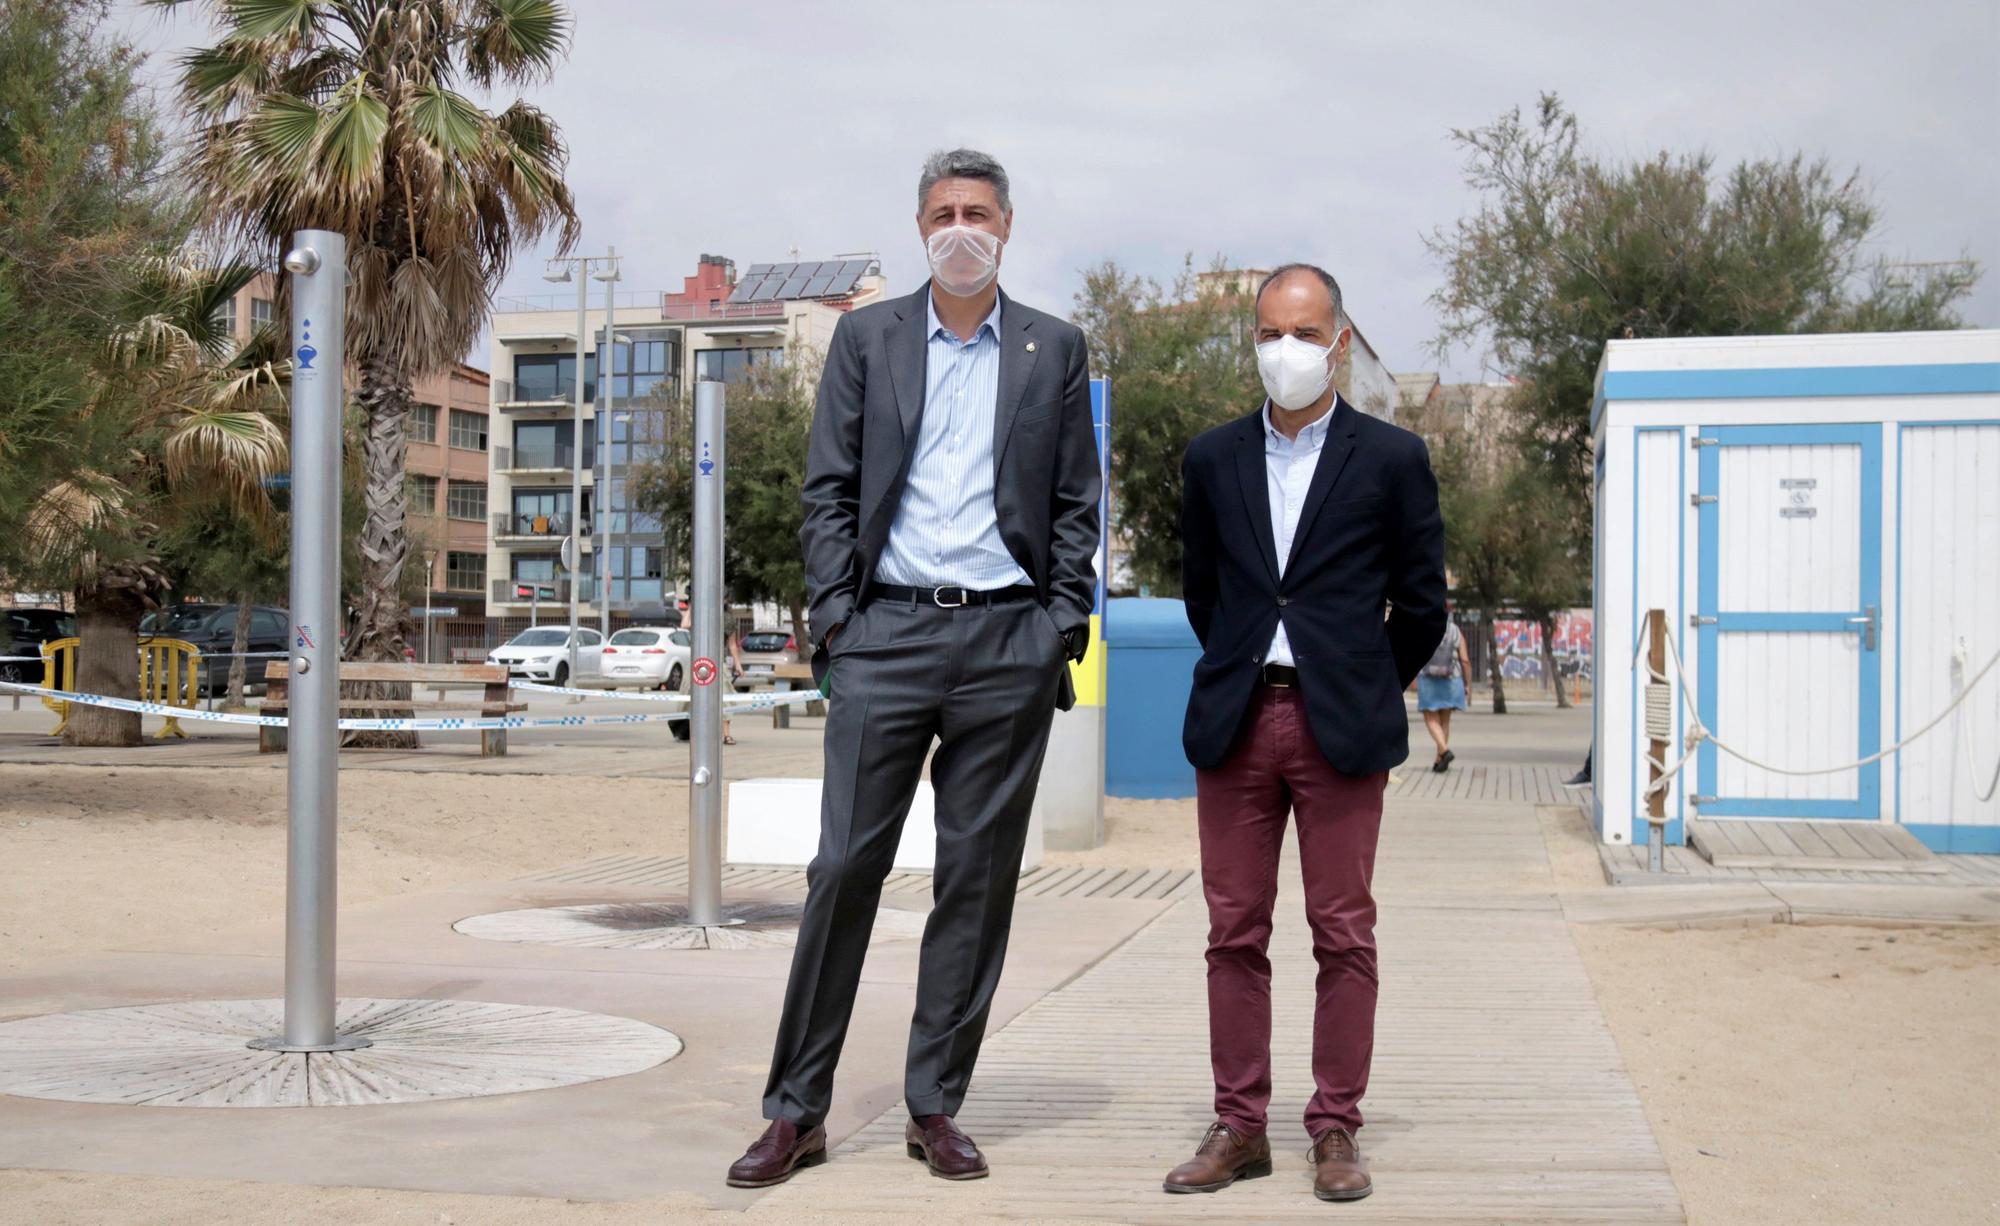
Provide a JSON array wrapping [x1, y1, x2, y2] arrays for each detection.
[[691, 657, 718, 686]]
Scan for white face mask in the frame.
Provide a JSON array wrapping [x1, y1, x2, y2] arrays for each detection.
[[925, 224, 1002, 297], [1256, 334, 1335, 411]]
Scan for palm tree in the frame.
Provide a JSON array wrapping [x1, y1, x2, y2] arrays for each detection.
[[154, 0, 582, 741], [24, 252, 290, 745]]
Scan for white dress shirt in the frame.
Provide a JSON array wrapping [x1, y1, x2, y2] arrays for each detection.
[[874, 290, 1030, 589], [1262, 398, 1336, 666]]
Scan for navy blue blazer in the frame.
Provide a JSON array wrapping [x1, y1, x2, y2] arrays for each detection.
[[1179, 396, 1447, 775]]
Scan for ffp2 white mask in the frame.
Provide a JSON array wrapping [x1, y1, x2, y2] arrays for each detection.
[[925, 224, 1002, 297], [1256, 334, 1335, 411]]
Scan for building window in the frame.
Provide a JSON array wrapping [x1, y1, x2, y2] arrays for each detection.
[[511, 419, 590, 469], [211, 297, 237, 338], [411, 403, 439, 443], [596, 330, 679, 404], [444, 551, 485, 593], [507, 489, 571, 535], [445, 480, 486, 522], [409, 473, 439, 514], [695, 346, 781, 384], [448, 408, 487, 451], [250, 297, 275, 330], [514, 352, 596, 403], [512, 554, 559, 583]]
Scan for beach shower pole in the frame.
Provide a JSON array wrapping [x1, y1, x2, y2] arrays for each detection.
[[687, 379, 726, 926], [252, 230, 368, 1053]]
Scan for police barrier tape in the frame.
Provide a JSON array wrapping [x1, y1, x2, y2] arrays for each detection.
[[0, 679, 822, 732]]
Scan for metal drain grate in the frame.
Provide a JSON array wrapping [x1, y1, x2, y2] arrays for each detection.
[[515, 856, 1193, 901]]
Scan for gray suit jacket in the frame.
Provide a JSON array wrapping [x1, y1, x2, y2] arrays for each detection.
[[799, 283, 1101, 710]]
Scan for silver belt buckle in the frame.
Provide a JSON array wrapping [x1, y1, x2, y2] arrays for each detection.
[[932, 585, 967, 608]]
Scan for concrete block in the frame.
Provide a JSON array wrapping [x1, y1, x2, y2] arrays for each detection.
[[726, 777, 1043, 872]]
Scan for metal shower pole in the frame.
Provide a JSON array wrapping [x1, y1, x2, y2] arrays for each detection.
[[687, 379, 726, 926], [250, 229, 368, 1053]]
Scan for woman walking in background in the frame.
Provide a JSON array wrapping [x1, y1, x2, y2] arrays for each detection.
[[1417, 612, 1472, 772]]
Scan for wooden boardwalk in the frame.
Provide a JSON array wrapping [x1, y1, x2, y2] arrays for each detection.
[[1599, 840, 2000, 886], [516, 855, 1194, 902], [757, 789, 1683, 1223]]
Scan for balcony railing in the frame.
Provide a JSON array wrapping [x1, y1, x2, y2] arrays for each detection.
[[491, 511, 577, 539], [492, 443, 575, 472], [491, 377, 591, 408], [657, 299, 788, 321]]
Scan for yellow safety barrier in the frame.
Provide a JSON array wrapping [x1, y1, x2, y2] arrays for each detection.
[[39, 636, 204, 739], [140, 637, 203, 739], [39, 637, 77, 735]]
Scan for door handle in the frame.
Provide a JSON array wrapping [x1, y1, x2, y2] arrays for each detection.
[[1846, 605, 1877, 652]]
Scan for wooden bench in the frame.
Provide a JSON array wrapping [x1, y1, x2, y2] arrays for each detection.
[[259, 662, 525, 756], [767, 662, 823, 727]]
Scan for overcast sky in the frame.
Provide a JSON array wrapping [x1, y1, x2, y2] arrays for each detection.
[[117, 0, 1999, 379]]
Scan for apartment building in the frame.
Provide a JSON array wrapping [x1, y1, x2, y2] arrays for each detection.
[[217, 272, 494, 655], [484, 253, 885, 623]]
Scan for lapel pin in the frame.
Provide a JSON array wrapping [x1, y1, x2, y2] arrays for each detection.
[[1025, 340, 1037, 352]]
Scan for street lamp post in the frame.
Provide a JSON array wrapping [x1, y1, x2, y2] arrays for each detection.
[[423, 552, 435, 664], [541, 247, 621, 683], [595, 252, 619, 642]]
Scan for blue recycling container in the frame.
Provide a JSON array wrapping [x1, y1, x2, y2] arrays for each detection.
[[1105, 597, 1202, 798]]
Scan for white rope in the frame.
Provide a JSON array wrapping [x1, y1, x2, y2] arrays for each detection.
[[1637, 619, 2000, 778], [1951, 641, 2000, 803]]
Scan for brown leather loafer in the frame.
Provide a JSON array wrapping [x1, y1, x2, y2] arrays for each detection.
[[725, 1118, 827, 1188], [1310, 1126, 1372, 1201], [1163, 1121, 1273, 1193], [905, 1114, 989, 1180]]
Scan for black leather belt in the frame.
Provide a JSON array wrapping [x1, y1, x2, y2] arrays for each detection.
[[871, 583, 1039, 609], [1260, 663, 1301, 688]]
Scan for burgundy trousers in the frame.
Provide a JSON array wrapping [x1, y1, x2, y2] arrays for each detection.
[[1195, 686, 1386, 1138]]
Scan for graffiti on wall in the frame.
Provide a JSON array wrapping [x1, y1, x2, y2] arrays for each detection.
[[1488, 610, 1595, 683]]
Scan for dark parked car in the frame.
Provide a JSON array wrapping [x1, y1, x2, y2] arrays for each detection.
[[2, 608, 76, 684], [138, 603, 291, 695]]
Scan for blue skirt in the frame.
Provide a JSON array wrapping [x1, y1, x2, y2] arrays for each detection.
[[1416, 674, 1466, 711]]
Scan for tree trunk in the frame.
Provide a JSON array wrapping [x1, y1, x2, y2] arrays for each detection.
[[1541, 611, 1572, 709], [225, 592, 253, 707], [65, 577, 152, 746], [788, 596, 809, 661], [1486, 612, 1509, 715], [345, 354, 418, 748]]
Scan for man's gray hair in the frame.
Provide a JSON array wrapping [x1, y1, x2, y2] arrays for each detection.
[[1255, 263, 1345, 326], [918, 148, 1011, 214]]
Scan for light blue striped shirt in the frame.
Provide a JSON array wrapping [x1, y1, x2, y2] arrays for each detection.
[[1263, 398, 1336, 666], [874, 291, 1030, 589]]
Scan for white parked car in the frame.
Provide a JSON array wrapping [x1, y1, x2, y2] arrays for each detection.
[[488, 626, 603, 686], [601, 626, 692, 691]]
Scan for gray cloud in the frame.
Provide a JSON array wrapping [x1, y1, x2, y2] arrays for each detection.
[[117, 0, 1999, 378]]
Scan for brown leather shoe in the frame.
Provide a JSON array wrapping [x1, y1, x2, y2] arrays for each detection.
[[725, 1118, 827, 1188], [1310, 1126, 1372, 1201], [1162, 1121, 1273, 1194], [904, 1114, 989, 1180]]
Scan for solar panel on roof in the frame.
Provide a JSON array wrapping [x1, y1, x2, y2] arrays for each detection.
[[802, 273, 836, 297], [744, 264, 774, 278], [841, 259, 873, 280], [727, 276, 765, 302], [777, 274, 812, 298], [749, 279, 782, 301], [768, 262, 797, 279]]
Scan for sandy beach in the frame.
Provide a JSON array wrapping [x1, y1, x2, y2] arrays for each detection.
[[4, 758, 1997, 1223]]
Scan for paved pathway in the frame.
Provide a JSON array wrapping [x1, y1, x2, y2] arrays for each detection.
[[759, 784, 1684, 1223]]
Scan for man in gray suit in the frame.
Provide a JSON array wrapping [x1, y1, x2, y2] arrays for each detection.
[[727, 149, 1101, 1188]]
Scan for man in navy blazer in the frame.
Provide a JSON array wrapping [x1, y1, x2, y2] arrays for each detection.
[[1162, 264, 1445, 1204]]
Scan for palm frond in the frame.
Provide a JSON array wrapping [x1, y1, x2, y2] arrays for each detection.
[[461, 0, 571, 87]]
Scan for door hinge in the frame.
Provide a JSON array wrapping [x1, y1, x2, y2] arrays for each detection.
[[1692, 436, 1719, 448], [1691, 493, 1718, 506], [1690, 795, 1717, 806], [1690, 615, 1718, 627]]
